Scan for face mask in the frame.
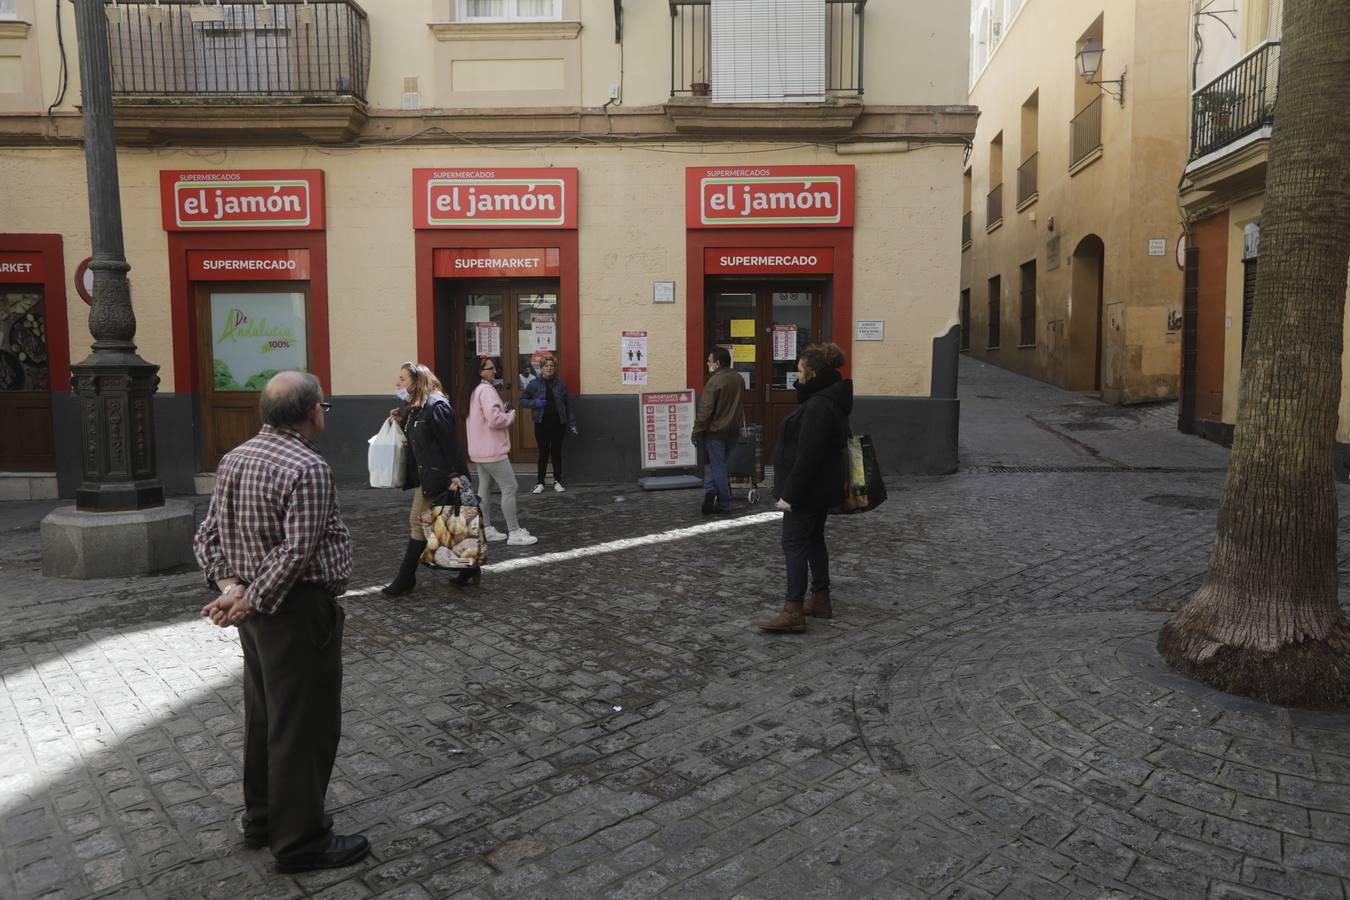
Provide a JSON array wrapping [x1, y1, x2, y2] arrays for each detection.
[[395, 387, 412, 402]]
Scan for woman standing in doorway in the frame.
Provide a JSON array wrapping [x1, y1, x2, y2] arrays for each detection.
[[520, 354, 577, 493], [382, 361, 478, 593], [463, 357, 538, 547], [758, 342, 852, 633]]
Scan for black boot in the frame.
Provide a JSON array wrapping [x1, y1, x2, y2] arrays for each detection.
[[382, 539, 426, 596]]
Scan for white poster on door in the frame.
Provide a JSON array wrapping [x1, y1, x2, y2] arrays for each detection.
[[532, 314, 557, 352], [476, 321, 502, 357], [621, 330, 648, 385], [772, 324, 797, 361]]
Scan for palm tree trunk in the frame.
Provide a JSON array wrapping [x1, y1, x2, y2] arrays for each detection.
[[1159, 0, 1350, 709]]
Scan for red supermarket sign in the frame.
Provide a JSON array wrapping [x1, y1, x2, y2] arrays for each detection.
[[160, 170, 324, 231], [434, 248, 561, 277], [0, 252, 44, 283], [687, 165, 854, 228], [188, 249, 310, 281], [414, 168, 578, 229], [705, 248, 834, 274]]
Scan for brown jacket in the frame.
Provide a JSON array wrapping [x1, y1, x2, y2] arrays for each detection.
[[693, 366, 745, 441]]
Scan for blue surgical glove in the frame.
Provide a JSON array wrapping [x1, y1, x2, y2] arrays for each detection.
[[691, 436, 700, 448], [534, 398, 547, 409], [569, 425, 578, 435]]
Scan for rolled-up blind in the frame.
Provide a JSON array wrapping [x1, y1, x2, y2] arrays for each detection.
[[711, 0, 827, 102]]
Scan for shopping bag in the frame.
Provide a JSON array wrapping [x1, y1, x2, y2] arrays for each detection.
[[419, 486, 489, 569], [834, 434, 887, 514], [367, 419, 407, 489]]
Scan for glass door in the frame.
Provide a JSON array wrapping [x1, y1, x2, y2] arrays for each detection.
[[0, 287, 54, 471], [197, 285, 310, 469]]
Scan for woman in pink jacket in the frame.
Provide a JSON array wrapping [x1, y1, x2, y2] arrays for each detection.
[[463, 357, 538, 547]]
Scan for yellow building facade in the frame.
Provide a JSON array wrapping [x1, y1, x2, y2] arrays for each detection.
[[0, 0, 975, 497], [960, 0, 1190, 404]]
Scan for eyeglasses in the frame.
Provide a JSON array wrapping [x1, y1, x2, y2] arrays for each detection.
[[319, 401, 332, 412]]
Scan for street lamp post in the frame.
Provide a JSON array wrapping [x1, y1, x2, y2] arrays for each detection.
[[70, 0, 164, 511]]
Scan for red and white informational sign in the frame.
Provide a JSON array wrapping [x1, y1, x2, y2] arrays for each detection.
[[687, 165, 855, 228], [0, 252, 44, 283], [773, 324, 798, 361], [413, 168, 578, 229], [531, 314, 557, 352], [621, 330, 648, 385], [704, 247, 834, 275], [640, 390, 697, 470], [187, 249, 311, 281], [476, 321, 502, 357], [433, 247, 561, 277], [160, 170, 324, 231]]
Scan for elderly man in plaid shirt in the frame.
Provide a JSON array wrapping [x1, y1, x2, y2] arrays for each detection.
[[194, 370, 369, 874]]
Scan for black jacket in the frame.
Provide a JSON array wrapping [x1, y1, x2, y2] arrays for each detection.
[[772, 371, 853, 511], [403, 393, 470, 502]]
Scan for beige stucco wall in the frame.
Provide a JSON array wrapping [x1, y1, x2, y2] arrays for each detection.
[[961, 0, 1188, 402], [0, 143, 962, 399]]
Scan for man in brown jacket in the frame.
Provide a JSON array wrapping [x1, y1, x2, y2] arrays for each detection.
[[692, 346, 745, 514]]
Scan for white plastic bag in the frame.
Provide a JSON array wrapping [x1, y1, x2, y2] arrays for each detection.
[[367, 419, 407, 488]]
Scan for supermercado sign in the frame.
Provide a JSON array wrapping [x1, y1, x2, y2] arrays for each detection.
[[414, 168, 578, 229], [188, 250, 310, 281], [161, 170, 324, 231], [705, 248, 834, 274], [687, 166, 855, 228]]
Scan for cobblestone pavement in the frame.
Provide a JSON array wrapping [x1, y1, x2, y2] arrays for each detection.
[[3, 357, 1350, 899]]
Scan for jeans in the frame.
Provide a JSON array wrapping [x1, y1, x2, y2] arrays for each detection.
[[475, 457, 521, 533], [782, 508, 829, 604], [703, 438, 736, 510], [534, 422, 566, 484]]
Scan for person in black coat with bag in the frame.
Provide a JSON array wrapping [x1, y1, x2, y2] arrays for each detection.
[[382, 361, 477, 594], [759, 342, 852, 633]]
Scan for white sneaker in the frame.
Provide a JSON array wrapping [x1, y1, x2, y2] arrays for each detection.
[[482, 526, 508, 543], [532, 483, 545, 494], [553, 482, 566, 493], [507, 528, 538, 546]]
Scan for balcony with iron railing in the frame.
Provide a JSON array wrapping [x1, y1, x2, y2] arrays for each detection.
[[666, 0, 866, 132], [962, 211, 972, 249], [986, 183, 1003, 232], [1190, 41, 1280, 161], [1069, 96, 1102, 170], [1016, 152, 1038, 208], [105, 0, 370, 144]]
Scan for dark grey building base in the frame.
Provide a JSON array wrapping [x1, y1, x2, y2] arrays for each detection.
[[41, 499, 196, 578], [53, 392, 198, 499]]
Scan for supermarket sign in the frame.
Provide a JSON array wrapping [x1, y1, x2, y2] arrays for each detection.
[[687, 165, 855, 228], [414, 168, 578, 229], [161, 170, 324, 231]]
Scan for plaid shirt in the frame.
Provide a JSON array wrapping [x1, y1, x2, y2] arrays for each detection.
[[193, 425, 353, 614]]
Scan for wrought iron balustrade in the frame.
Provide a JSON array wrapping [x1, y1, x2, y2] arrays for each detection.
[[106, 0, 370, 101], [1070, 96, 1102, 168], [986, 183, 1003, 230], [670, 0, 865, 100], [1017, 151, 1038, 205], [962, 210, 972, 247], [1191, 41, 1280, 160]]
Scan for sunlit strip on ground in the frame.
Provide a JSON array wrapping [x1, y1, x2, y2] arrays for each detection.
[[342, 509, 782, 597]]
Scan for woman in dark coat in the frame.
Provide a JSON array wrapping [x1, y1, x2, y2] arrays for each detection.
[[382, 361, 477, 594], [759, 343, 852, 633]]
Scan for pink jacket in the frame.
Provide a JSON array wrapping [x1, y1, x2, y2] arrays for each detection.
[[467, 381, 514, 463]]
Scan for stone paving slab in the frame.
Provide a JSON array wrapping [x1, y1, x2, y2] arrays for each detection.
[[2, 360, 1349, 898]]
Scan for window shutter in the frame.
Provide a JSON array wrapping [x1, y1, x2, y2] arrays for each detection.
[[710, 0, 827, 102]]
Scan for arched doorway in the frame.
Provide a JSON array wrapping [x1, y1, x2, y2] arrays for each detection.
[[1070, 234, 1105, 392]]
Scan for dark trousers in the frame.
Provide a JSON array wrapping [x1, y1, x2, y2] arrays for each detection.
[[702, 438, 736, 510], [782, 508, 829, 604], [534, 421, 566, 484], [238, 584, 345, 864]]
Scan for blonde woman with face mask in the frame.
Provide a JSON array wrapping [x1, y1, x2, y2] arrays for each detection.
[[382, 362, 476, 593]]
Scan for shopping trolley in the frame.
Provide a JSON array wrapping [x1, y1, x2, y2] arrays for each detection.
[[726, 423, 764, 504]]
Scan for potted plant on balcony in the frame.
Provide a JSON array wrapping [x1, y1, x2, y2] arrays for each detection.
[[1198, 89, 1239, 130]]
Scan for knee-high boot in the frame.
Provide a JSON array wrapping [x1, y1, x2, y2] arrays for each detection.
[[382, 539, 426, 596]]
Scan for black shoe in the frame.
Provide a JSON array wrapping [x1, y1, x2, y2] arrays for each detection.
[[275, 834, 371, 874], [382, 539, 427, 596], [243, 833, 268, 850], [701, 490, 716, 514]]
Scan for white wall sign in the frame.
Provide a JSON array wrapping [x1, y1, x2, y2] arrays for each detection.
[[855, 320, 885, 341], [621, 330, 648, 385], [653, 281, 675, 304], [1148, 238, 1167, 257], [476, 321, 502, 356]]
